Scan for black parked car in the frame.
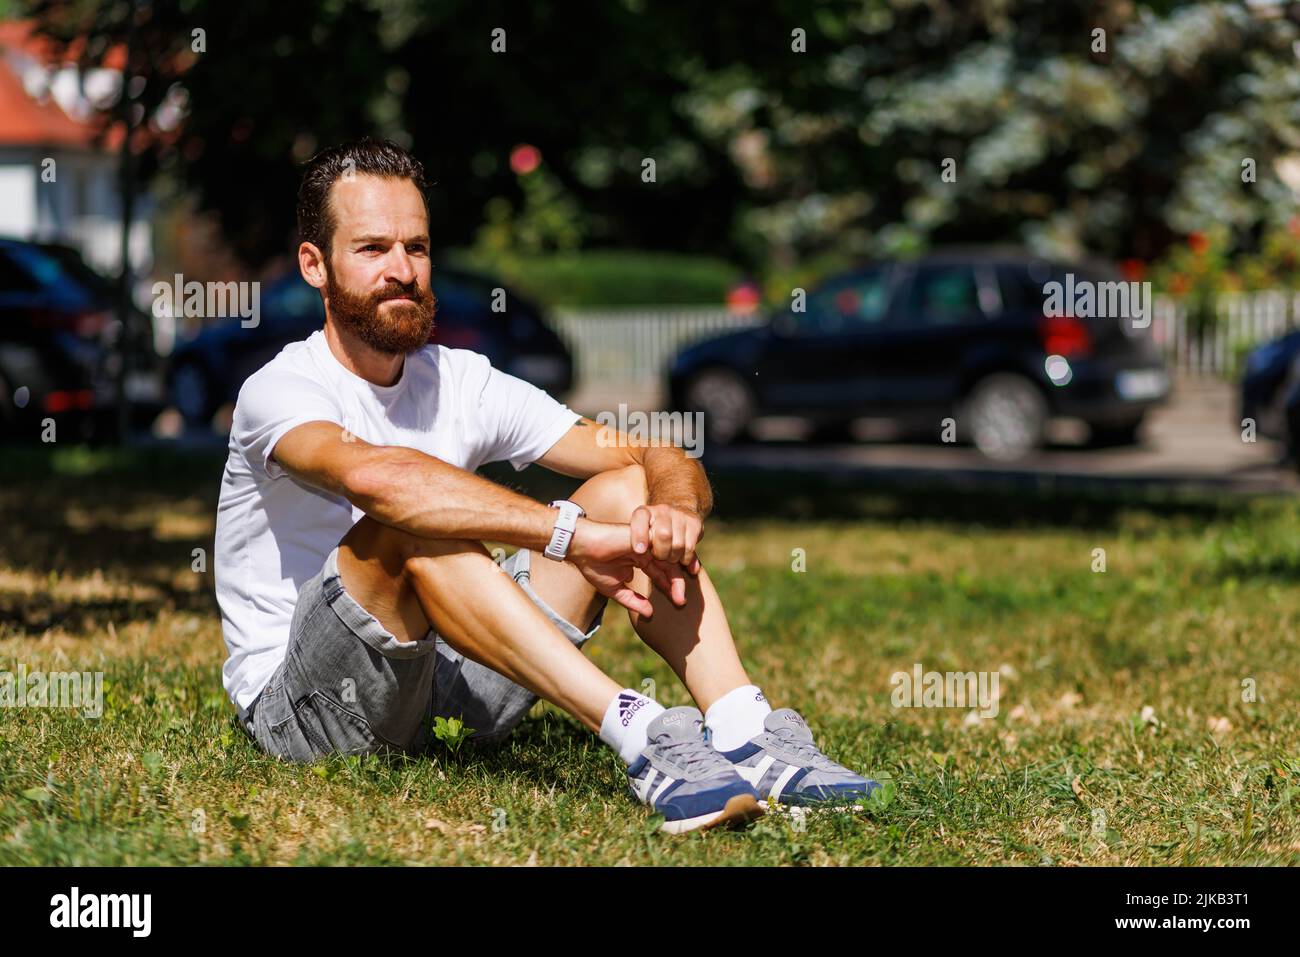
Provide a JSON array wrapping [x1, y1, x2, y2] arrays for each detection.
[[0, 238, 162, 441], [668, 250, 1170, 460], [168, 266, 575, 427], [1239, 329, 1300, 467]]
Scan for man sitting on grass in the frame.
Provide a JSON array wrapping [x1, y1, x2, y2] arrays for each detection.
[[214, 137, 878, 833]]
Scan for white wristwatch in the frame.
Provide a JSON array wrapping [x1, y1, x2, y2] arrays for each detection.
[[543, 499, 586, 561]]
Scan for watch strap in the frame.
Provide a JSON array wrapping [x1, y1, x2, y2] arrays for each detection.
[[544, 500, 585, 561]]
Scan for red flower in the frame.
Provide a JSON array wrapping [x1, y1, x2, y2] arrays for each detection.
[[726, 282, 762, 314], [1188, 232, 1209, 255], [509, 144, 541, 175], [1120, 258, 1146, 282]]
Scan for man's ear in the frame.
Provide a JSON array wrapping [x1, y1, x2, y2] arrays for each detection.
[[298, 242, 328, 290]]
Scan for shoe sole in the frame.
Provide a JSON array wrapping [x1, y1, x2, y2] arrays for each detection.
[[659, 793, 764, 835]]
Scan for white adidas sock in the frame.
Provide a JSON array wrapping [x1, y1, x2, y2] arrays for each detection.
[[704, 684, 772, 752], [599, 689, 665, 765]]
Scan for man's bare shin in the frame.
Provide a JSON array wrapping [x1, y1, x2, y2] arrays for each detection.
[[627, 563, 750, 713]]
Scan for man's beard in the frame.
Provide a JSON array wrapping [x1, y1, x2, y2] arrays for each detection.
[[325, 269, 437, 355]]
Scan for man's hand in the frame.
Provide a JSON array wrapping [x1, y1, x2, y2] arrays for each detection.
[[568, 518, 692, 616], [630, 504, 703, 574]]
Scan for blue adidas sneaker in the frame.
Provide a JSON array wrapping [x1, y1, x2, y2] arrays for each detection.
[[712, 708, 880, 811], [627, 706, 764, 834]]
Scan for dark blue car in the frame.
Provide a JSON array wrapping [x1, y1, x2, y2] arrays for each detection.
[[0, 238, 162, 441], [167, 266, 574, 427], [668, 251, 1170, 460], [1240, 329, 1300, 467]]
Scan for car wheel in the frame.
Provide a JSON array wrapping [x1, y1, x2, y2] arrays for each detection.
[[684, 368, 755, 446], [963, 373, 1047, 461], [171, 361, 216, 426]]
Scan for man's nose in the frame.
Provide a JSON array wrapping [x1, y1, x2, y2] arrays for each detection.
[[385, 245, 416, 285]]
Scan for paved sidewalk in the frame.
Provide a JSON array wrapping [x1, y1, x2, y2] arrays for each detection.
[[566, 376, 1298, 495]]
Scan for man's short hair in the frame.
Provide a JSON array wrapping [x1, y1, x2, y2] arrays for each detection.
[[296, 137, 429, 258]]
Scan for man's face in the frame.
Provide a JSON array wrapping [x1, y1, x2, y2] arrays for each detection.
[[322, 174, 436, 355]]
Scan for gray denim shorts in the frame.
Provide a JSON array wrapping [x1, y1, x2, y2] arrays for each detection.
[[240, 545, 603, 763]]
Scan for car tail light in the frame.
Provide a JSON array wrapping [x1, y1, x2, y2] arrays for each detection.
[[26, 307, 114, 339], [74, 310, 114, 338], [43, 389, 96, 413], [1038, 314, 1092, 359]]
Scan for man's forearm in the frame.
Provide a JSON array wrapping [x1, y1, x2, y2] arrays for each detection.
[[639, 445, 713, 518], [345, 444, 559, 548]]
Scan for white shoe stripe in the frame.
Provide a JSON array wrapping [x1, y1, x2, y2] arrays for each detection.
[[769, 764, 801, 801], [638, 769, 657, 801], [651, 775, 675, 803], [736, 754, 775, 788]]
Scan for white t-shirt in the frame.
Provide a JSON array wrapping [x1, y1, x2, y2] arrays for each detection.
[[214, 328, 578, 716]]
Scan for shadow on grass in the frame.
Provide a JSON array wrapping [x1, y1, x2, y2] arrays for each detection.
[[481, 461, 1254, 532], [242, 709, 612, 793], [0, 442, 1258, 553], [0, 444, 223, 635], [426, 710, 610, 784]]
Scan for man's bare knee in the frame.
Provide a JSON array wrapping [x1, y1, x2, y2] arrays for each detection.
[[398, 536, 491, 587], [341, 516, 484, 583], [573, 463, 648, 523]]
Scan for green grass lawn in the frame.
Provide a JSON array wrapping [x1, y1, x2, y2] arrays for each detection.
[[0, 447, 1297, 865]]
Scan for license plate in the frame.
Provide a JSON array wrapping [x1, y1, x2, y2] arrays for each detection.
[[125, 371, 164, 402], [1116, 369, 1168, 401]]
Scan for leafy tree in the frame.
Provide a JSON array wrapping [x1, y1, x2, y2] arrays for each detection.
[[22, 0, 1300, 274]]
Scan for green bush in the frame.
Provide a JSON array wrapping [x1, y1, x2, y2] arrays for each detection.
[[444, 248, 742, 308]]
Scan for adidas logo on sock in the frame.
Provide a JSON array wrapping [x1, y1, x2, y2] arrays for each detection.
[[618, 692, 648, 727]]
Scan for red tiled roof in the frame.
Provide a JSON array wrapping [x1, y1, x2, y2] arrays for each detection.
[[0, 19, 122, 149], [0, 56, 97, 147], [0, 20, 127, 70]]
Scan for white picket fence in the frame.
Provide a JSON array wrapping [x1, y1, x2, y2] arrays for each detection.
[[1151, 290, 1300, 376], [551, 307, 765, 387], [552, 291, 1300, 387]]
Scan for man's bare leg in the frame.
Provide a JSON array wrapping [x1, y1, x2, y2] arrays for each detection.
[[335, 473, 768, 831], [527, 463, 752, 714], [334, 515, 620, 733]]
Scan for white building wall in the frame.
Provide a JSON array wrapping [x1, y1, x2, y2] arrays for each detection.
[[0, 160, 36, 237], [0, 147, 151, 275]]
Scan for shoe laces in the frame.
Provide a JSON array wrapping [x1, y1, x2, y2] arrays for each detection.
[[653, 730, 728, 776], [768, 725, 835, 768]]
